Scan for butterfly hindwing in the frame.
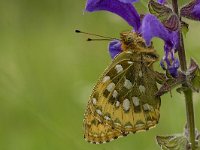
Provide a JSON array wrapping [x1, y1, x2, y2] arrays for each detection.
[[83, 50, 161, 144], [84, 107, 123, 144]]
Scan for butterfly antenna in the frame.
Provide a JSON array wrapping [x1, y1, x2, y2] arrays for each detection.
[[87, 38, 116, 41], [75, 29, 119, 41]]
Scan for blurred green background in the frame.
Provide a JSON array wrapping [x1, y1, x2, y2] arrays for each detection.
[[0, 0, 199, 150]]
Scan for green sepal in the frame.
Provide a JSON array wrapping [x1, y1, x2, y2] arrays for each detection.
[[156, 59, 200, 96], [156, 134, 188, 150], [176, 86, 189, 94], [155, 72, 185, 97], [148, 0, 180, 31], [181, 21, 189, 37], [148, 0, 172, 21], [187, 59, 200, 92], [191, 70, 200, 91]]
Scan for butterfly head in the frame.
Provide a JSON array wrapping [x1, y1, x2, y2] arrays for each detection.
[[120, 31, 159, 62], [120, 31, 146, 49]]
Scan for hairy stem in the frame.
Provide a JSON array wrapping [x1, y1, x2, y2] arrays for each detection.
[[172, 0, 196, 149]]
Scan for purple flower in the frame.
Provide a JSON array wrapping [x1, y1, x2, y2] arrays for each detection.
[[181, 0, 200, 21], [85, 0, 179, 77], [109, 40, 122, 59], [85, 0, 140, 31], [142, 14, 179, 77], [141, 14, 178, 47], [85, 0, 140, 59]]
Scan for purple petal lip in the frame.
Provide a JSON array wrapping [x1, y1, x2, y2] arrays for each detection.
[[141, 14, 178, 47], [157, 0, 166, 4], [167, 58, 180, 77], [109, 40, 122, 59], [85, 0, 141, 31], [85, 1, 180, 76], [141, 14, 179, 77], [181, 0, 200, 20]]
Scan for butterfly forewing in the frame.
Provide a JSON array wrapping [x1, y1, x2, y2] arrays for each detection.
[[83, 49, 161, 144]]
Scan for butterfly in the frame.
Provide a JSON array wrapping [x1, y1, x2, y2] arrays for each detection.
[[83, 31, 161, 144]]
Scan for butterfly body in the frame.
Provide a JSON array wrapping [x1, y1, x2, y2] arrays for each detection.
[[83, 31, 161, 144]]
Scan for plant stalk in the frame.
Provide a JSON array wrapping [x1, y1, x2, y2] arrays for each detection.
[[184, 89, 196, 150], [172, 0, 196, 149]]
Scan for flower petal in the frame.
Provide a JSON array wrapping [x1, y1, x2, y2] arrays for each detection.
[[141, 14, 178, 47], [181, 0, 200, 21], [192, 2, 200, 18], [118, 0, 138, 3], [163, 46, 180, 77], [161, 56, 180, 77], [108, 40, 122, 59], [168, 58, 179, 77], [141, 14, 179, 77], [85, 0, 141, 31], [157, 0, 166, 4]]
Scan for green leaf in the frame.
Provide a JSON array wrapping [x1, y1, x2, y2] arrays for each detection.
[[156, 134, 188, 150]]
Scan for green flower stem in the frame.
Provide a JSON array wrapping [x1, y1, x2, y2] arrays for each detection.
[[172, 0, 196, 149], [184, 89, 196, 150]]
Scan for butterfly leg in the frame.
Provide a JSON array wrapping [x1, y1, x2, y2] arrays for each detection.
[[139, 48, 155, 53]]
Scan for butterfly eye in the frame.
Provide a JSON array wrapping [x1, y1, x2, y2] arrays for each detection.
[[127, 36, 133, 42], [120, 31, 135, 45], [124, 35, 134, 45]]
